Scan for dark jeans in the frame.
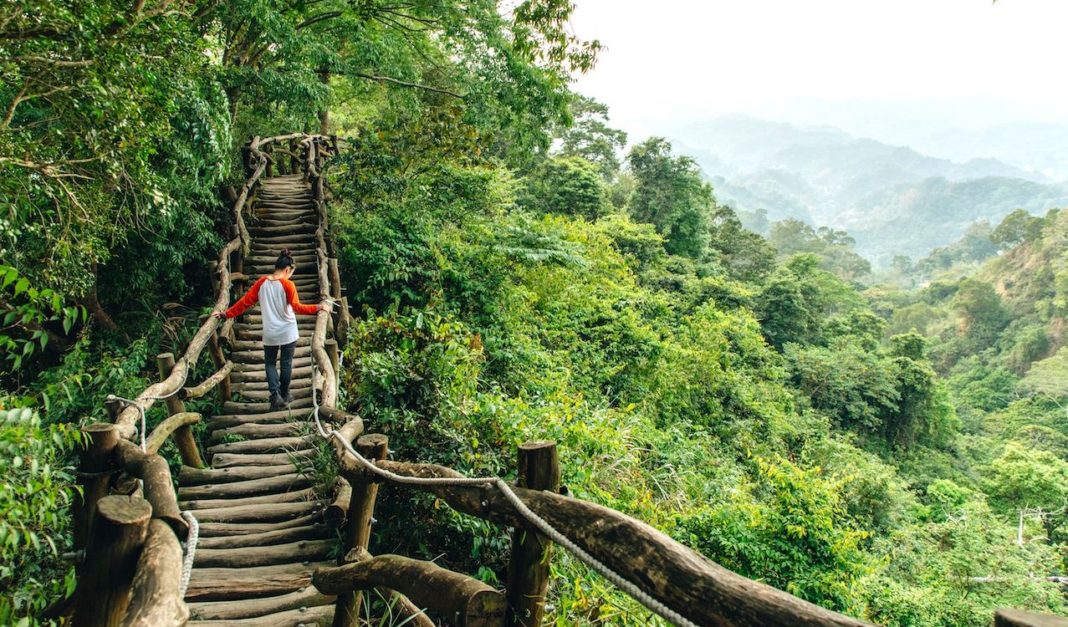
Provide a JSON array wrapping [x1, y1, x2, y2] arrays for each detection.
[[264, 341, 296, 399]]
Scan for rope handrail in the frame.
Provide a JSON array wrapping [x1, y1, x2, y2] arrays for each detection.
[[307, 382, 699, 627]]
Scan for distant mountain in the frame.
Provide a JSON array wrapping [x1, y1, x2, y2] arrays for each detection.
[[672, 115, 1066, 265], [893, 122, 1068, 181], [848, 177, 1068, 265]]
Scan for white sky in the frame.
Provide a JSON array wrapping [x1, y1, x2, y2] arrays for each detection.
[[569, 0, 1068, 137]]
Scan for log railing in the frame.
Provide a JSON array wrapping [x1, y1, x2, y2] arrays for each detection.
[[66, 133, 336, 626]]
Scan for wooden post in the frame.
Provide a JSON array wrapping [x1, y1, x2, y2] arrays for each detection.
[[208, 261, 220, 298], [73, 423, 120, 550], [71, 495, 152, 627], [326, 339, 340, 382], [208, 331, 232, 403], [333, 434, 389, 627], [229, 224, 244, 280], [290, 138, 300, 172], [156, 353, 205, 468], [336, 296, 352, 344], [241, 142, 252, 178], [505, 442, 560, 627], [328, 258, 342, 300]]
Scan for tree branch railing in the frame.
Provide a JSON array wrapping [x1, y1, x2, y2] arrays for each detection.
[[66, 133, 336, 626]]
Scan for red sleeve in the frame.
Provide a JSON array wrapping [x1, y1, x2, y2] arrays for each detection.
[[225, 276, 267, 318], [283, 279, 319, 315]]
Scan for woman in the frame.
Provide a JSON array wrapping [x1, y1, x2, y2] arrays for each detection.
[[213, 249, 331, 410]]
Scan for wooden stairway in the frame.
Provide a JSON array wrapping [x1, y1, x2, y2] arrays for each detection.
[[180, 174, 338, 625]]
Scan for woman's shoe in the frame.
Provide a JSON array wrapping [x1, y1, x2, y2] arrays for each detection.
[[269, 394, 285, 411], [282, 392, 293, 406]]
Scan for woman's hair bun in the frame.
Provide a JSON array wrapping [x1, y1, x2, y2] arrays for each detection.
[[275, 248, 296, 270]]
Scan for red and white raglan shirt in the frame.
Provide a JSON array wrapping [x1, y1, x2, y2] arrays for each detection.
[[224, 277, 318, 346]]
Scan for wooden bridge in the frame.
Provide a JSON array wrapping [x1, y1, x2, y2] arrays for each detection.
[[60, 135, 1064, 627]]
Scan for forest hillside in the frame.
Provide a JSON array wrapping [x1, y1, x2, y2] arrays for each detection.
[[2, 2, 1068, 626]]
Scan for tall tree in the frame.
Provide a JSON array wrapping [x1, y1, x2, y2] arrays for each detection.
[[626, 137, 713, 259], [553, 94, 627, 179]]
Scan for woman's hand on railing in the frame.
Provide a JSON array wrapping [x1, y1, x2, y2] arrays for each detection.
[[210, 311, 227, 320], [317, 301, 334, 313]]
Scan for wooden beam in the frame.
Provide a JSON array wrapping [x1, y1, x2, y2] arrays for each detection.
[[122, 519, 189, 626], [143, 412, 201, 455], [157, 353, 204, 468], [113, 440, 188, 540], [180, 361, 234, 400], [315, 554, 506, 627], [112, 238, 239, 440], [338, 460, 871, 627], [995, 609, 1068, 627]]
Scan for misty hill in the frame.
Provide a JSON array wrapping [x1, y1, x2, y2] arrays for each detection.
[[849, 176, 1068, 263], [892, 122, 1068, 181], [671, 115, 1068, 265]]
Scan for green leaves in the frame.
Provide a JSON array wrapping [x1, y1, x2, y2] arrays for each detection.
[[0, 265, 86, 375], [0, 405, 81, 623]]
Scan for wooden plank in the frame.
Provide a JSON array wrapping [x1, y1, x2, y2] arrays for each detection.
[[193, 538, 334, 568], [188, 585, 334, 621]]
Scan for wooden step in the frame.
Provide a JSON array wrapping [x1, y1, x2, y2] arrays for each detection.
[[178, 472, 312, 500], [187, 585, 334, 621], [222, 396, 315, 414], [209, 407, 312, 428], [180, 464, 297, 486], [231, 337, 312, 351], [193, 523, 333, 550], [187, 501, 325, 525], [230, 356, 316, 370], [193, 538, 333, 568], [208, 422, 306, 445], [195, 513, 324, 538], [185, 561, 332, 602], [234, 378, 314, 392], [187, 604, 333, 625], [231, 345, 313, 362], [206, 435, 315, 456], [180, 486, 318, 511], [211, 449, 319, 468], [237, 387, 314, 402]]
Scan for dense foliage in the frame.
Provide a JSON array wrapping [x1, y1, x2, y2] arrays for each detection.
[[2, 1, 1067, 625]]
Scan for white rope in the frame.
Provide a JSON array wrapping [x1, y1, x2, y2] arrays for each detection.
[[309, 365, 695, 627], [179, 511, 199, 597], [109, 357, 191, 452]]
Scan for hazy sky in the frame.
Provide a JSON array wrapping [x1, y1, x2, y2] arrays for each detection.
[[569, 0, 1068, 138]]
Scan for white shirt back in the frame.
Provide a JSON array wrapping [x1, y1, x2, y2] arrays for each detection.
[[259, 279, 299, 346]]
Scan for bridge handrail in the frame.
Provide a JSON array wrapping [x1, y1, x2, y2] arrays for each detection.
[[65, 133, 335, 626]]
